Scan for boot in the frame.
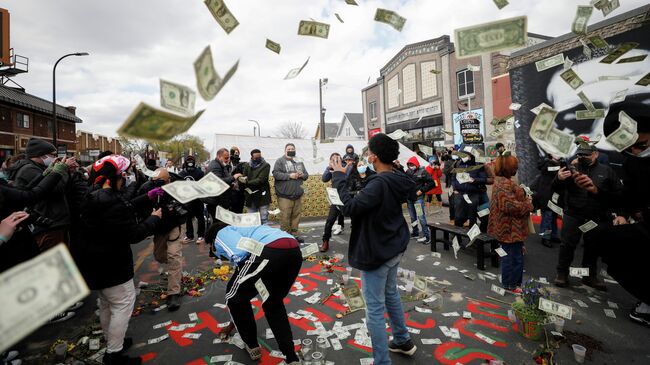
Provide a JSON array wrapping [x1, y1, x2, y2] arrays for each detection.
[[319, 239, 329, 253], [167, 294, 182, 312], [103, 351, 142, 365], [582, 276, 607, 291], [554, 273, 569, 288]]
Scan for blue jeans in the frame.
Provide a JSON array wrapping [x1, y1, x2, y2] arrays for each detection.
[[361, 253, 411, 365], [247, 203, 269, 225], [500, 242, 524, 289], [407, 198, 429, 238], [539, 208, 558, 240]]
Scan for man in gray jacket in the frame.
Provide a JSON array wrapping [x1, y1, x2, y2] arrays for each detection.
[[272, 143, 308, 242]]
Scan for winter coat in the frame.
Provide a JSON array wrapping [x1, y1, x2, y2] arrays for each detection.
[[347, 169, 376, 195], [333, 169, 415, 271], [242, 159, 272, 207], [272, 156, 309, 200], [425, 166, 443, 195], [179, 166, 205, 181], [451, 160, 487, 194], [532, 157, 562, 210], [205, 159, 233, 207], [487, 176, 533, 243], [73, 187, 160, 289], [405, 156, 435, 201]]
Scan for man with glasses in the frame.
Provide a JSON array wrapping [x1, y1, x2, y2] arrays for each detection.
[[552, 138, 622, 290]]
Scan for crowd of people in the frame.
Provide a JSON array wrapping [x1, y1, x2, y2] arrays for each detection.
[[0, 102, 648, 365]]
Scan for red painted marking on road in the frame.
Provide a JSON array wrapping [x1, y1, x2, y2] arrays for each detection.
[[467, 300, 509, 321], [184, 359, 206, 365], [347, 338, 372, 353], [294, 277, 319, 292], [323, 296, 348, 312], [168, 311, 222, 347], [404, 312, 436, 329], [140, 352, 156, 363], [454, 318, 509, 347], [258, 346, 287, 365], [434, 342, 500, 364]]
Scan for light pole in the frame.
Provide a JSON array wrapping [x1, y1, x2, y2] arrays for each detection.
[[319, 78, 328, 142], [248, 119, 261, 136], [52, 52, 89, 146]]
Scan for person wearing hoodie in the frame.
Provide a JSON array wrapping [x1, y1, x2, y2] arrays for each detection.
[[425, 158, 443, 213], [532, 154, 563, 248], [451, 153, 487, 228], [331, 133, 417, 365], [179, 155, 206, 244], [272, 143, 309, 241], [320, 153, 347, 252], [405, 156, 436, 244], [342, 144, 359, 162], [239, 149, 272, 224]]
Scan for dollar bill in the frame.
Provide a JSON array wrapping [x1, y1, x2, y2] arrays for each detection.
[[374, 8, 407, 32], [160, 79, 196, 115], [468, 224, 481, 242], [492, 0, 509, 9], [344, 0, 358, 4], [265, 39, 281, 54], [571, 6, 593, 35], [387, 129, 408, 140], [599, 75, 629, 81], [455, 16, 526, 58], [300, 243, 319, 259], [570, 267, 590, 277], [491, 284, 506, 296], [587, 35, 608, 49], [529, 107, 557, 140], [326, 187, 344, 206], [636, 71, 650, 87], [606, 110, 638, 152], [578, 220, 598, 233], [269, 208, 281, 215], [298, 20, 330, 39], [163, 172, 229, 204], [600, 42, 639, 64], [204, 0, 239, 34], [133, 155, 158, 178], [335, 13, 344, 23], [535, 53, 564, 72], [579, 38, 593, 59], [509, 102, 522, 110], [148, 334, 170, 345], [563, 56, 574, 70], [216, 206, 261, 227], [414, 275, 428, 292], [546, 128, 574, 156], [547, 200, 564, 217], [609, 89, 628, 104], [560, 69, 584, 90], [577, 91, 596, 111], [601, 0, 619, 16], [0, 244, 90, 353], [118, 102, 205, 142], [430, 69, 442, 74], [255, 279, 270, 303], [193, 46, 239, 101], [343, 285, 366, 312], [284, 57, 310, 80], [452, 236, 460, 258], [539, 298, 573, 320], [591, 0, 608, 10], [617, 55, 648, 64], [418, 144, 434, 156], [576, 109, 605, 120], [236, 237, 265, 256], [467, 64, 480, 72], [477, 208, 490, 217]]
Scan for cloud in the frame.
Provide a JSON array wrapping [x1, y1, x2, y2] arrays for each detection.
[[6, 0, 648, 148]]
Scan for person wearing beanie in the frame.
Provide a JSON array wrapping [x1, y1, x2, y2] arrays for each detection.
[[583, 101, 650, 327], [73, 154, 162, 365], [343, 144, 359, 162], [179, 155, 206, 244]]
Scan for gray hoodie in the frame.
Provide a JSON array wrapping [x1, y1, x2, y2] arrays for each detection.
[[272, 155, 309, 200]]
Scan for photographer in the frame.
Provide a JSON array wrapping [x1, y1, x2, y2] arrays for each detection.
[[138, 168, 188, 311], [552, 142, 622, 290], [73, 154, 161, 365]]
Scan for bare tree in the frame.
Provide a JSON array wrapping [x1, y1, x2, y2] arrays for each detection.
[[117, 136, 148, 156], [275, 121, 307, 139]]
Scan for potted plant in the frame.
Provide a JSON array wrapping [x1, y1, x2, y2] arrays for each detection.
[[511, 279, 549, 340]]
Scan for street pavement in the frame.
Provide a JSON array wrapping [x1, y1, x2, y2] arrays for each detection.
[[12, 207, 650, 365]]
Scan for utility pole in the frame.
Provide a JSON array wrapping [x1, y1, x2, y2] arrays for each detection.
[[319, 78, 328, 142]]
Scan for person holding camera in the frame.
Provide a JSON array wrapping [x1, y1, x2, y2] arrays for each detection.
[[179, 156, 206, 244], [73, 154, 161, 365], [553, 142, 622, 290]]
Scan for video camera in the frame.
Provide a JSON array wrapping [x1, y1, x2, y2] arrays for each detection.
[[20, 207, 54, 232]]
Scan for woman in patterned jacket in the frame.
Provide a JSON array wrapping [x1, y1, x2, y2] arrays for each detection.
[[487, 152, 533, 294]]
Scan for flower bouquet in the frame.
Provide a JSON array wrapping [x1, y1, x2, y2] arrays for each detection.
[[511, 278, 549, 340]]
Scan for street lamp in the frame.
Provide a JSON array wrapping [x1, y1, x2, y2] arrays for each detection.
[[248, 119, 261, 136], [52, 52, 89, 147], [319, 78, 328, 142]]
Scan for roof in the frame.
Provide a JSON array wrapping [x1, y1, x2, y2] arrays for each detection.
[[338, 113, 364, 136], [0, 86, 83, 123], [316, 122, 339, 139]]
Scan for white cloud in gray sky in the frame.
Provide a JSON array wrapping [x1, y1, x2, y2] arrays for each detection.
[[6, 0, 648, 149]]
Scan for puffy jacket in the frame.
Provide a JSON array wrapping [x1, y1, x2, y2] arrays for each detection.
[[406, 156, 435, 201], [425, 166, 443, 195], [73, 187, 160, 289], [272, 156, 309, 200], [242, 159, 272, 207], [179, 166, 205, 181], [333, 169, 415, 271], [532, 156, 562, 210]]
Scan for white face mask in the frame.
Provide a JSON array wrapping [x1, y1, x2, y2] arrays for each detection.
[[626, 145, 650, 158], [42, 155, 55, 167], [125, 174, 136, 186]]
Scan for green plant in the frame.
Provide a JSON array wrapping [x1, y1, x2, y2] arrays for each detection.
[[512, 278, 549, 323]]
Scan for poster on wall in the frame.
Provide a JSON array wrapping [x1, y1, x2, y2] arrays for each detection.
[[510, 23, 650, 185], [452, 108, 484, 146]]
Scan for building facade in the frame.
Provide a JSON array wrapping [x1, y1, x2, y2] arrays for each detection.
[[335, 112, 364, 140], [75, 130, 122, 164]]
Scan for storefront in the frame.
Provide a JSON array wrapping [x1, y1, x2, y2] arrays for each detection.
[[384, 100, 445, 147]]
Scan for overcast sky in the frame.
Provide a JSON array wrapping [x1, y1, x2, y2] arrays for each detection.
[[6, 0, 648, 148]]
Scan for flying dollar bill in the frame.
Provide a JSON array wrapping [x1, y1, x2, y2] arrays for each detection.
[[326, 187, 344, 206], [344, 0, 358, 5], [454, 16, 527, 59], [193, 46, 239, 101], [343, 285, 366, 312], [162, 172, 228, 204], [204, 0, 239, 34], [578, 220, 598, 233], [284, 57, 310, 80], [601, 0, 620, 16], [535, 53, 564, 72], [571, 6, 593, 35], [216, 206, 261, 227], [587, 35, 609, 48], [636, 71, 650, 87], [0, 245, 90, 353], [418, 144, 434, 156], [265, 39, 281, 54], [298, 20, 330, 39], [617, 55, 648, 64], [600, 42, 639, 64], [563, 56, 574, 71], [430, 69, 442, 74], [576, 109, 605, 120], [492, 0, 509, 9], [255, 279, 270, 303], [529, 107, 557, 141], [560, 69, 584, 90], [606, 111, 638, 152], [599, 75, 629, 81], [387, 129, 408, 140], [374, 8, 407, 32], [577, 91, 596, 111], [335, 13, 344, 23], [545, 128, 574, 156], [118, 103, 205, 142], [160, 79, 196, 115]]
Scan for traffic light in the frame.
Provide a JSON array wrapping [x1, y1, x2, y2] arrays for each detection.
[[0, 8, 9, 66]]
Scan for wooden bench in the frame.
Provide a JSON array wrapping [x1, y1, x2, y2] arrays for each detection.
[[427, 221, 500, 271]]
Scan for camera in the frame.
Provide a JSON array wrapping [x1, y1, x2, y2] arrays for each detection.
[[21, 207, 54, 231]]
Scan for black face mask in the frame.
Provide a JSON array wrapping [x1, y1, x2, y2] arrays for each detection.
[[252, 158, 262, 163], [231, 156, 240, 164], [287, 151, 296, 157], [578, 157, 592, 169]]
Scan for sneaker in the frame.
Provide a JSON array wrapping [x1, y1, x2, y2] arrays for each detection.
[[388, 339, 417, 356], [410, 231, 419, 238], [182, 236, 193, 244], [245, 345, 262, 361], [167, 294, 182, 312], [417, 237, 430, 245], [554, 273, 569, 288], [196, 237, 205, 245], [629, 304, 650, 327], [3, 350, 19, 362], [49, 311, 75, 324]]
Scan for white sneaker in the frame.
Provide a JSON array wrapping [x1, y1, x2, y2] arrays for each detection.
[[417, 237, 430, 244], [333, 227, 343, 235]]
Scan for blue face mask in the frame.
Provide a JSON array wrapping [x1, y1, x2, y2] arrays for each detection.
[[0, 171, 7, 181], [357, 165, 367, 174]]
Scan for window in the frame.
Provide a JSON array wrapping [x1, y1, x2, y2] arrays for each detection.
[[369, 101, 377, 120], [346, 127, 351, 136], [16, 113, 30, 129], [387, 75, 399, 109], [420, 61, 438, 99], [402, 64, 416, 104], [457, 69, 475, 98]]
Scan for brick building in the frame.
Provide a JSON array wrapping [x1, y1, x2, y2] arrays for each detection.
[[75, 130, 122, 164]]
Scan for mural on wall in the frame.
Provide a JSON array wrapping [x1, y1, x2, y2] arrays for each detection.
[[452, 108, 485, 147], [510, 23, 650, 185]]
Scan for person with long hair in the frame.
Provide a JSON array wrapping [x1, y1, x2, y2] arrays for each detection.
[[320, 152, 346, 252]]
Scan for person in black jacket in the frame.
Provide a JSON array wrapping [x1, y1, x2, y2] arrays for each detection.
[[533, 154, 562, 247], [73, 155, 161, 365], [206, 148, 235, 218], [179, 155, 206, 244], [331, 133, 417, 365], [405, 156, 436, 244], [320, 153, 347, 252], [347, 159, 376, 195], [229, 146, 246, 213], [451, 153, 487, 228]]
